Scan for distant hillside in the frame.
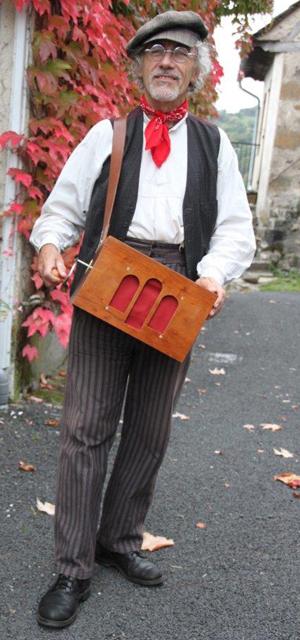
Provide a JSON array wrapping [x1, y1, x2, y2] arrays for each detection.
[[214, 107, 257, 144]]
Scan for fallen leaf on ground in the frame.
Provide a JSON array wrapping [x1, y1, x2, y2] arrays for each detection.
[[292, 405, 299, 410], [45, 418, 60, 428], [214, 450, 223, 455], [39, 373, 54, 390], [36, 498, 55, 516], [172, 412, 190, 420], [58, 370, 67, 377], [261, 423, 282, 432], [273, 447, 294, 458], [19, 460, 36, 472], [209, 368, 226, 375], [274, 472, 300, 489], [243, 424, 255, 431], [141, 532, 174, 552], [198, 388, 207, 395], [196, 522, 207, 529], [290, 478, 300, 488], [28, 395, 43, 403]]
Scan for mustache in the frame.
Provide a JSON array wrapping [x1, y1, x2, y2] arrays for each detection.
[[152, 72, 180, 80]]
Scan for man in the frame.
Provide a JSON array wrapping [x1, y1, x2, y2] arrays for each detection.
[[31, 10, 256, 629]]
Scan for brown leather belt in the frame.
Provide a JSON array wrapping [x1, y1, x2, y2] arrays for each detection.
[[125, 236, 186, 266]]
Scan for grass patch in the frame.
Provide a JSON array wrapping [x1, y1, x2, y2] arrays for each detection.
[[29, 387, 65, 405], [25, 370, 66, 405], [260, 269, 300, 292]]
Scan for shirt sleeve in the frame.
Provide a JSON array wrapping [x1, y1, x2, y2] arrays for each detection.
[[196, 127, 256, 286], [29, 119, 113, 252]]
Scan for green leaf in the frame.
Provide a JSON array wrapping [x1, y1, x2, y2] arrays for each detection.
[[58, 91, 80, 105], [44, 60, 73, 76]]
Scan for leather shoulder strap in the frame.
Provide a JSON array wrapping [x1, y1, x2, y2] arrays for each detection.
[[100, 117, 127, 244]]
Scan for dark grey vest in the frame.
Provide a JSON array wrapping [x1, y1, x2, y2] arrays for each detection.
[[71, 106, 220, 293]]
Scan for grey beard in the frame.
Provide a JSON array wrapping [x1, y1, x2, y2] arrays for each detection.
[[147, 82, 180, 103]]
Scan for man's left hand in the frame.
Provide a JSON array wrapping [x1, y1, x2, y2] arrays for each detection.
[[195, 276, 225, 318]]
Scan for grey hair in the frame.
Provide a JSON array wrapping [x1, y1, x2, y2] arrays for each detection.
[[129, 42, 212, 94]]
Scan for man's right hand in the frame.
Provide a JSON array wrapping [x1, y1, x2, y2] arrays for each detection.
[[38, 244, 67, 286]]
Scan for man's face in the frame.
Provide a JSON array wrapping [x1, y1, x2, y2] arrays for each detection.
[[140, 39, 199, 109]]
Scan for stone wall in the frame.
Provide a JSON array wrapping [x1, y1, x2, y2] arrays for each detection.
[[268, 47, 300, 266], [255, 7, 300, 268]]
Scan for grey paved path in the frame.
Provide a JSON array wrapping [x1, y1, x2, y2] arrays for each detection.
[[1, 291, 300, 640]]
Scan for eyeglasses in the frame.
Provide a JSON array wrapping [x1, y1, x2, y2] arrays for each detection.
[[143, 44, 197, 64]]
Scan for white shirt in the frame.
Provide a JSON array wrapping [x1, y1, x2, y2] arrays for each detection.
[[30, 115, 256, 286]]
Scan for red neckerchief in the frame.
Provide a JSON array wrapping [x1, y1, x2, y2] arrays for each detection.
[[140, 95, 188, 168]]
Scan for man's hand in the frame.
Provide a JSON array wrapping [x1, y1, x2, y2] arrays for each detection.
[[195, 276, 225, 318], [38, 244, 67, 286]]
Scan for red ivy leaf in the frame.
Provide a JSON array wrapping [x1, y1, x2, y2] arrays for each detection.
[[22, 307, 55, 337], [62, 243, 80, 269], [22, 344, 39, 362], [60, 0, 80, 21], [26, 140, 49, 166], [28, 185, 44, 201], [211, 59, 224, 86], [72, 25, 89, 54], [4, 202, 24, 216], [30, 118, 74, 143], [0, 131, 23, 149], [17, 217, 34, 239], [47, 15, 69, 38], [50, 288, 71, 312], [32, 0, 51, 17], [31, 271, 44, 290], [52, 311, 72, 348], [35, 70, 58, 94], [39, 37, 57, 63], [44, 139, 71, 164], [8, 168, 33, 188], [14, 0, 30, 12]]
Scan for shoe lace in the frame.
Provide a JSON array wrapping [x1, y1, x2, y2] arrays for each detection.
[[54, 574, 76, 592]]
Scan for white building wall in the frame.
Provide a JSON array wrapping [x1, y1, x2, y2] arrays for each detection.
[[0, 1, 30, 399], [0, 1, 16, 210], [270, 49, 300, 218]]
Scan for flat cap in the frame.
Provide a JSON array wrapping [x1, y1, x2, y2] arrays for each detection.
[[126, 10, 208, 58]]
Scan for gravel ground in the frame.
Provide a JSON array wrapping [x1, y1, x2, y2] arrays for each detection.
[[1, 291, 299, 640]]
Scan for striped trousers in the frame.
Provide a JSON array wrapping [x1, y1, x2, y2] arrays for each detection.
[[54, 241, 190, 579]]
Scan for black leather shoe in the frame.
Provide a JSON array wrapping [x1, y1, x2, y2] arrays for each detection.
[[37, 574, 91, 628], [95, 543, 163, 586]]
